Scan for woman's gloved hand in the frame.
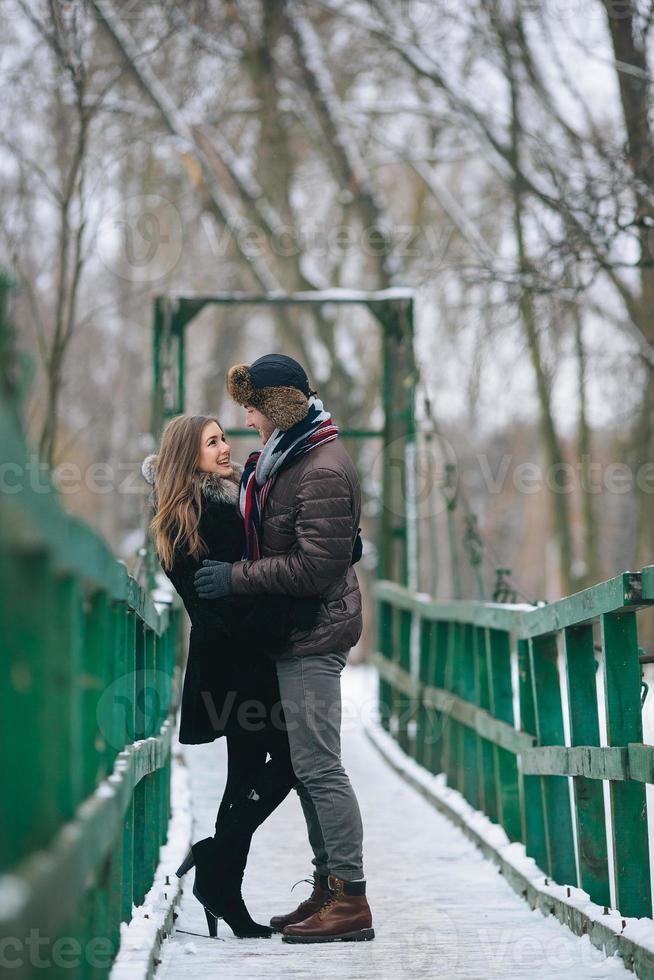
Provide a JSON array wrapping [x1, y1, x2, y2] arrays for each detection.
[[351, 528, 363, 565], [194, 559, 233, 598]]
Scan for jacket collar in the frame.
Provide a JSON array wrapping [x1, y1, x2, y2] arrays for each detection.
[[196, 464, 242, 506]]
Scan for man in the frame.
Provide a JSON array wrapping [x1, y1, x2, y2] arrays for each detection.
[[194, 353, 374, 944]]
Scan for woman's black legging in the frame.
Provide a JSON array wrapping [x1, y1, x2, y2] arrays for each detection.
[[214, 727, 298, 869]]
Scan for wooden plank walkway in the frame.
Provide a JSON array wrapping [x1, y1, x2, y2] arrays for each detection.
[[156, 667, 628, 979]]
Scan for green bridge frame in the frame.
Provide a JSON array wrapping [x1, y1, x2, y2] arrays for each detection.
[[150, 288, 417, 586]]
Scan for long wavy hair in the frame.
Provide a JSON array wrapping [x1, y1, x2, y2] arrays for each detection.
[[150, 414, 222, 571]]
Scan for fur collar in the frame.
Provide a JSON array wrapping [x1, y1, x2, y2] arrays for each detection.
[[141, 453, 243, 506]]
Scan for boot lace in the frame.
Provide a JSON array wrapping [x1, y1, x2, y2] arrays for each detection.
[[290, 877, 314, 894], [317, 882, 342, 918]]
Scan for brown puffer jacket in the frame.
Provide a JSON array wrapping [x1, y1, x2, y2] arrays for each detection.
[[230, 439, 363, 659]]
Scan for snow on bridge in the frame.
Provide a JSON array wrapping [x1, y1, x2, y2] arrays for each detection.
[[154, 667, 626, 980]]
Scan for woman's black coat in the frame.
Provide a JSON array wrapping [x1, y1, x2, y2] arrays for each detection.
[[162, 483, 317, 745]]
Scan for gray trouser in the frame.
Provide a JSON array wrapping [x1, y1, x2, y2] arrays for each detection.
[[275, 650, 364, 881]]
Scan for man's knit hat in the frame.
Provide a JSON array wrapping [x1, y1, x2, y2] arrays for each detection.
[[227, 353, 312, 431]]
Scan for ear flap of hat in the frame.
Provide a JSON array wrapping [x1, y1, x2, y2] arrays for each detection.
[[227, 363, 256, 406], [227, 362, 310, 430], [258, 386, 310, 431], [141, 453, 158, 485]]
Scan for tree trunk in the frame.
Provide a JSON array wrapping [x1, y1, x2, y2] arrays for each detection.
[[504, 20, 576, 597], [573, 306, 599, 586], [602, 0, 654, 569]]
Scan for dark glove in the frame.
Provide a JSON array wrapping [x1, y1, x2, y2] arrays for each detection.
[[194, 559, 233, 599], [351, 528, 363, 566]]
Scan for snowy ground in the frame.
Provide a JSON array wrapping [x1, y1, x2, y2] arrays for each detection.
[[155, 665, 627, 979]]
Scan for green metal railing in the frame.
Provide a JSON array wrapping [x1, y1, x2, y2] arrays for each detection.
[[374, 571, 654, 923], [0, 296, 182, 976]]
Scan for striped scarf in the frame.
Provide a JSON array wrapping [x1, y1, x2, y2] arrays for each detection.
[[239, 396, 339, 560]]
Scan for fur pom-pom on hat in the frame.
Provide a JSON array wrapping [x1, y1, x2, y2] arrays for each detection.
[[227, 353, 312, 431]]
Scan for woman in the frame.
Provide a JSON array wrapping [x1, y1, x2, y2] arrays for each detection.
[[143, 413, 319, 939]]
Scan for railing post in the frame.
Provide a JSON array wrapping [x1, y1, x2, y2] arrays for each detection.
[[475, 626, 498, 821], [121, 795, 135, 926], [518, 638, 548, 872], [563, 624, 610, 907], [76, 887, 94, 980], [601, 611, 652, 917], [423, 621, 449, 776], [486, 629, 521, 842], [107, 601, 126, 769], [461, 624, 481, 809], [120, 608, 136, 925], [82, 590, 111, 799], [144, 628, 158, 884], [108, 822, 125, 962], [92, 855, 111, 979], [378, 600, 393, 732], [529, 634, 577, 886], [48, 572, 84, 822], [443, 621, 462, 791], [415, 618, 432, 770], [132, 621, 147, 907], [397, 605, 413, 754], [0, 551, 51, 867]]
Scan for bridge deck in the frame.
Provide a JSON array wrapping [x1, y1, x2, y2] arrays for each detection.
[[156, 668, 627, 979]]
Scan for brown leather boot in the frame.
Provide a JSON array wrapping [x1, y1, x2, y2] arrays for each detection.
[[282, 875, 374, 943], [269, 873, 332, 932]]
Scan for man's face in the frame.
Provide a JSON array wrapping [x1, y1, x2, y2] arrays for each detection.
[[245, 405, 276, 444]]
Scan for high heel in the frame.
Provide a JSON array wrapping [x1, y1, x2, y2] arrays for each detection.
[[183, 837, 273, 938], [204, 907, 218, 938], [176, 847, 195, 878], [192, 883, 272, 939]]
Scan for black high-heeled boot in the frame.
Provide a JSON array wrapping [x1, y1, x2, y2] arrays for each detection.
[[174, 756, 298, 938], [176, 837, 272, 939]]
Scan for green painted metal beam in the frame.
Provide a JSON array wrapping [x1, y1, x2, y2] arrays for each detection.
[[373, 573, 654, 637], [371, 652, 536, 755], [375, 650, 654, 784], [156, 287, 415, 306]]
